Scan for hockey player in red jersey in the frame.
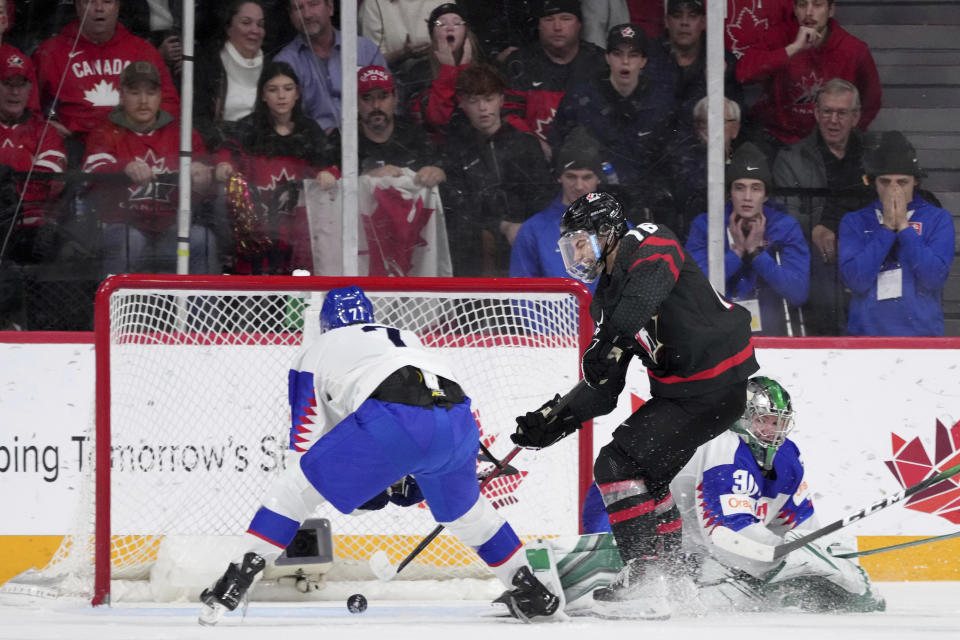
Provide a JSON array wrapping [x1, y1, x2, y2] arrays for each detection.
[[81, 60, 216, 275], [512, 191, 758, 619], [32, 0, 180, 141]]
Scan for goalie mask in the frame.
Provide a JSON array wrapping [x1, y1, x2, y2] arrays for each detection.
[[733, 376, 795, 471], [558, 191, 627, 283], [320, 286, 375, 331]]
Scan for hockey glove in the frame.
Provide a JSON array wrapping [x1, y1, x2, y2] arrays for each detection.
[[387, 475, 424, 507], [581, 339, 625, 391], [357, 491, 391, 511], [511, 393, 581, 449]]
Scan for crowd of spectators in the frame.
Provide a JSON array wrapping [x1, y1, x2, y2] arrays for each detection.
[[0, 0, 954, 337]]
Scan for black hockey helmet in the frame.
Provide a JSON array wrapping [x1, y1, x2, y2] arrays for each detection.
[[560, 191, 627, 238], [558, 192, 627, 282]]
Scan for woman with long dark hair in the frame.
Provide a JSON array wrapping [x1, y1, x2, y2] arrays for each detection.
[[215, 61, 340, 275], [194, 0, 268, 149]]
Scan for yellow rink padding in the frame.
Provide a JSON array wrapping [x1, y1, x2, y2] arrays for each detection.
[[857, 535, 960, 581], [0, 536, 62, 584], [3, 534, 960, 586]]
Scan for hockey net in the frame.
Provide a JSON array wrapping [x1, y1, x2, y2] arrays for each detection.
[[5, 275, 593, 604]]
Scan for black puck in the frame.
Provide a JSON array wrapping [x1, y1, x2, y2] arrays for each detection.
[[347, 593, 368, 614]]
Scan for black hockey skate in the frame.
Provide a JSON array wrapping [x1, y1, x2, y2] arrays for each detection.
[[591, 557, 671, 620], [198, 552, 266, 626], [493, 565, 561, 622]]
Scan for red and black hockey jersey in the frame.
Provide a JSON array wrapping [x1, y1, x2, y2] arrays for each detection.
[[32, 21, 180, 137], [591, 223, 758, 399]]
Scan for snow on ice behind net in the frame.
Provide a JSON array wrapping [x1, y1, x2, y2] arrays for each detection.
[[1, 582, 959, 640]]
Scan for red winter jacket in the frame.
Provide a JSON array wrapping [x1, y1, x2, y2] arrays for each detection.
[[33, 21, 180, 138], [0, 112, 66, 226], [725, 0, 796, 58], [82, 113, 204, 234], [736, 18, 881, 144]]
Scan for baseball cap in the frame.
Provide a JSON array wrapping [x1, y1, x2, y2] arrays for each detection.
[[120, 61, 161, 88], [666, 0, 705, 14], [540, 0, 581, 20], [726, 142, 772, 192], [358, 65, 394, 96], [0, 50, 34, 82], [606, 23, 648, 55]]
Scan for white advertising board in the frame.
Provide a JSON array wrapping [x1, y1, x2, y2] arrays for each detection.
[[2, 341, 959, 537]]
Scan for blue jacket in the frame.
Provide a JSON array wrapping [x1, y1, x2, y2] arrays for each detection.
[[686, 203, 810, 336], [839, 197, 954, 336], [509, 195, 598, 294]]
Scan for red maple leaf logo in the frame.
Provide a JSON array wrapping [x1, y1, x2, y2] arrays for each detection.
[[361, 186, 434, 277], [885, 419, 960, 524]]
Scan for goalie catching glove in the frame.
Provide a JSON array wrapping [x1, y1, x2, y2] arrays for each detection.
[[511, 394, 582, 449]]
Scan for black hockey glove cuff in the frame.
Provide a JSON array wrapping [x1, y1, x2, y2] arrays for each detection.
[[387, 475, 424, 507], [511, 393, 582, 449], [582, 339, 625, 390], [357, 490, 391, 511]]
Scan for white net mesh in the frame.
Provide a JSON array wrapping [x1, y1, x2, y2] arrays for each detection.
[[3, 277, 589, 602]]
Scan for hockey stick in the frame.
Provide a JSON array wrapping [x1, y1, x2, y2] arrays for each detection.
[[369, 376, 596, 581], [829, 530, 960, 559], [369, 444, 525, 581], [712, 461, 960, 562]]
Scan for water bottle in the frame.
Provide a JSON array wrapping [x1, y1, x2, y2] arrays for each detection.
[[600, 161, 619, 185]]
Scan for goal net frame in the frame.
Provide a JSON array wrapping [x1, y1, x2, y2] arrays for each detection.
[[88, 274, 595, 606]]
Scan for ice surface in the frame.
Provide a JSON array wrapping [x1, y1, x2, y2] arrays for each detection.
[[1, 582, 958, 640]]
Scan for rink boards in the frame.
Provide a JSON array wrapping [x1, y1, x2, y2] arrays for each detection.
[[2, 336, 960, 582]]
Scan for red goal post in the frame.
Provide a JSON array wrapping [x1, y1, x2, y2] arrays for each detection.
[[88, 274, 594, 605]]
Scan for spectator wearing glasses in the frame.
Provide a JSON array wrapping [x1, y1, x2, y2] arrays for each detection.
[[735, 0, 881, 158], [405, 3, 491, 138], [360, 0, 446, 101], [773, 78, 872, 335]]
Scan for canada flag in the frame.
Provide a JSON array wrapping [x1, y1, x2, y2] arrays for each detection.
[[885, 419, 960, 524]]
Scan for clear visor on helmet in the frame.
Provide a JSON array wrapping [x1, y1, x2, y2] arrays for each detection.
[[558, 230, 605, 283]]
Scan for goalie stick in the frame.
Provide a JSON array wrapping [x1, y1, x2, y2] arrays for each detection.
[[369, 372, 601, 582], [830, 529, 960, 559], [713, 461, 960, 562]]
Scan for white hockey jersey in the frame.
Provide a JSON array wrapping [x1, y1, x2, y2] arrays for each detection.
[[287, 322, 461, 452], [670, 430, 816, 577]]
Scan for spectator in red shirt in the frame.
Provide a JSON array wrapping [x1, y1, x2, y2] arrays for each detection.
[[0, 49, 66, 264], [82, 61, 214, 276], [32, 0, 180, 149], [735, 0, 881, 157]]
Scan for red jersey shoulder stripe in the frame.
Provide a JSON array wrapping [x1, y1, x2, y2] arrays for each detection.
[[628, 235, 685, 281]]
